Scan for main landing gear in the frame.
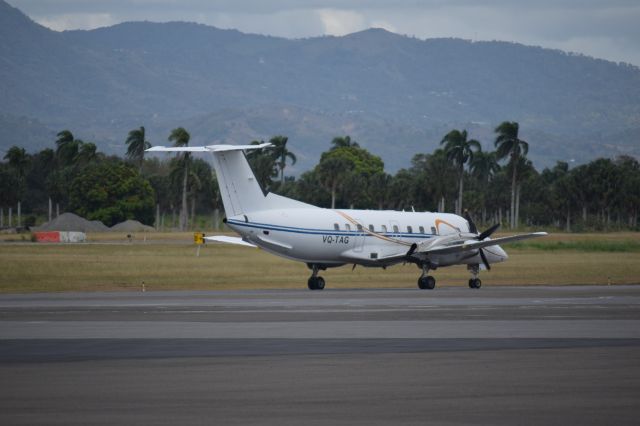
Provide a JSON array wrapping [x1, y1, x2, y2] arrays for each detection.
[[467, 264, 482, 289], [417, 263, 436, 290], [307, 264, 325, 290]]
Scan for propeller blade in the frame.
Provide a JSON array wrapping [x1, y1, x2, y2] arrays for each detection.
[[479, 248, 491, 271], [477, 223, 500, 241], [406, 243, 417, 257], [463, 210, 478, 234]]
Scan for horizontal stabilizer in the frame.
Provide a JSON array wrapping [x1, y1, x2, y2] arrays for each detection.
[[146, 143, 272, 153], [204, 235, 257, 248]]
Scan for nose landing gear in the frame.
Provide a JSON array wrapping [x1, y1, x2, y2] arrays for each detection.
[[467, 264, 482, 289]]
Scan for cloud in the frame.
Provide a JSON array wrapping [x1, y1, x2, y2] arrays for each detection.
[[35, 13, 116, 31], [316, 9, 366, 36]]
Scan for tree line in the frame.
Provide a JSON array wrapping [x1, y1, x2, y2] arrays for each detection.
[[1, 121, 639, 231]]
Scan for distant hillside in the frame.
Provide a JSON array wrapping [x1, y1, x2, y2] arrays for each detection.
[[0, 114, 56, 155], [1, 0, 639, 171]]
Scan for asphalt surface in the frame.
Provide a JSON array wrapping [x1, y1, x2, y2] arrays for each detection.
[[1, 286, 640, 425]]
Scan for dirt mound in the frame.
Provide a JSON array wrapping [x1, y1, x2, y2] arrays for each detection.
[[32, 212, 109, 232], [110, 219, 155, 232]]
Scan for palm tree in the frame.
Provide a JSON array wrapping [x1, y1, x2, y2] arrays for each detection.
[[75, 142, 98, 166], [4, 146, 29, 179], [269, 136, 296, 185], [247, 140, 277, 190], [4, 146, 30, 226], [4, 145, 29, 196], [368, 172, 392, 210], [440, 129, 481, 215], [168, 127, 191, 231], [318, 156, 352, 209], [331, 135, 359, 150], [470, 151, 500, 224], [494, 121, 528, 228], [125, 126, 151, 173], [55, 130, 80, 166], [423, 149, 457, 213], [470, 151, 499, 183]]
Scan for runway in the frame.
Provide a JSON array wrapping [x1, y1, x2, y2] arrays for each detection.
[[1, 286, 640, 425]]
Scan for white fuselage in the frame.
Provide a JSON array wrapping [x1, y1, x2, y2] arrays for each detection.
[[226, 207, 508, 268]]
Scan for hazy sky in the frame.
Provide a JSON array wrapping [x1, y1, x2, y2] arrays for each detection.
[[9, 0, 640, 66]]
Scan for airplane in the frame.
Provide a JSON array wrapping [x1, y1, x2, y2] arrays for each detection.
[[147, 143, 547, 290]]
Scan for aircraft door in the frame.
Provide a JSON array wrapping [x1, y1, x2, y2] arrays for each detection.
[[353, 219, 365, 252]]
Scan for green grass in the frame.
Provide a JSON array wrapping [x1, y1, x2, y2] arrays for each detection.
[[1, 232, 639, 293], [509, 239, 640, 252]]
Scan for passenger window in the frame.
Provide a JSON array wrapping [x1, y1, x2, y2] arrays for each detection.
[[357, 224, 363, 231], [393, 225, 399, 233], [381, 225, 387, 233], [345, 224, 351, 231], [419, 226, 425, 234], [368, 224, 374, 232], [334, 223, 339, 231], [407, 226, 413, 233]]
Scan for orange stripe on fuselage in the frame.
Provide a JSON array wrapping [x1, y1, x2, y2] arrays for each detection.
[[335, 211, 412, 246], [434, 218, 461, 235]]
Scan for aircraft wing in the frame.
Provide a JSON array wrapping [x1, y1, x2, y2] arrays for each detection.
[[420, 232, 547, 255], [204, 235, 257, 248], [357, 231, 547, 265]]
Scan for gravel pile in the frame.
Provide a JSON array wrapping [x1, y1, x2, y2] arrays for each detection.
[[32, 213, 109, 232], [110, 220, 155, 232]]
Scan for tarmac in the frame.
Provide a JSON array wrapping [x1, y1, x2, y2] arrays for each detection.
[[1, 286, 639, 425]]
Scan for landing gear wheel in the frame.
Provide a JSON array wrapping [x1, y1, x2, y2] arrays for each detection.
[[418, 275, 436, 290], [468, 278, 482, 289], [307, 276, 325, 290]]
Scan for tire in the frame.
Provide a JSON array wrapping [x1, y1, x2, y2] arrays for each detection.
[[417, 277, 427, 289], [425, 276, 436, 290], [316, 276, 325, 290], [307, 277, 317, 290], [468, 278, 475, 289], [474, 279, 482, 289]]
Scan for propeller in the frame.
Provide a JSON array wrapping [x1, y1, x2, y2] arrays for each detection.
[[463, 210, 500, 271], [477, 223, 500, 241]]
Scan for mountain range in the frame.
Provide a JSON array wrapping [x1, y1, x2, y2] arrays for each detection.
[[1, 0, 639, 172]]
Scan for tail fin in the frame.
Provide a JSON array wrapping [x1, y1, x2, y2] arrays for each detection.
[[147, 143, 310, 216]]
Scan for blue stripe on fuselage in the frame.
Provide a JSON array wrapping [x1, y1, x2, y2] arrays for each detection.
[[226, 219, 435, 239]]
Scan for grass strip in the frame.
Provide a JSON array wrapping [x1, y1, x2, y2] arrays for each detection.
[[509, 240, 640, 252]]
